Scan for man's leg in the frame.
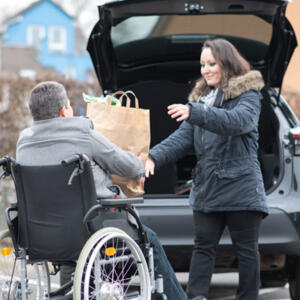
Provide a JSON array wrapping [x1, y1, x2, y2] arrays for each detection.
[[186, 211, 225, 299], [143, 225, 187, 300], [227, 211, 263, 300]]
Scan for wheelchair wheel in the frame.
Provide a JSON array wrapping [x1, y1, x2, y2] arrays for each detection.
[[0, 229, 51, 300], [73, 227, 151, 300]]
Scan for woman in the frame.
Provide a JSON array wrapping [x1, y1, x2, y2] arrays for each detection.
[[145, 38, 269, 300]]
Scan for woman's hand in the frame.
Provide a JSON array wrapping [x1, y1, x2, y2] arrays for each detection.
[[136, 153, 146, 184], [168, 104, 190, 122], [145, 156, 155, 178], [137, 176, 145, 185]]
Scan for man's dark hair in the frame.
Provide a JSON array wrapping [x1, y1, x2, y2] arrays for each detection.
[[29, 81, 68, 121]]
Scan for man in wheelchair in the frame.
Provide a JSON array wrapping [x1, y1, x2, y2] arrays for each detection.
[[11, 81, 186, 300]]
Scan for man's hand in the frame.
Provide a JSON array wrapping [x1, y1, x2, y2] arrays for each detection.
[[145, 157, 155, 178], [168, 104, 190, 122]]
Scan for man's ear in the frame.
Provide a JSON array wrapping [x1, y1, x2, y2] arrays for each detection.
[[59, 106, 67, 117]]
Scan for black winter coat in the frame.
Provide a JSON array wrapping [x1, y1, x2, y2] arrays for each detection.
[[150, 70, 269, 215]]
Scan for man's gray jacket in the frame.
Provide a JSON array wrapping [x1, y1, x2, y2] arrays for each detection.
[[16, 116, 145, 199]]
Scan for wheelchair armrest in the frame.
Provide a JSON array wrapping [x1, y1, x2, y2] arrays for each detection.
[[100, 197, 144, 206], [83, 197, 144, 235]]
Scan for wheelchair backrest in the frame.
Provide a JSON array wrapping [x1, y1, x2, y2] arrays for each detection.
[[12, 159, 97, 261]]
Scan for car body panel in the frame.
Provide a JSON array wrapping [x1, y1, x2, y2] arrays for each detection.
[[137, 201, 300, 271], [132, 92, 300, 271]]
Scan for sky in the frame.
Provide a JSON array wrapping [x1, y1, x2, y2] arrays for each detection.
[[0, 0, 108, 37]]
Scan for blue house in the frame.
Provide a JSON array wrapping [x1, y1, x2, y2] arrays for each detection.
[[2, 0, 93, 81]]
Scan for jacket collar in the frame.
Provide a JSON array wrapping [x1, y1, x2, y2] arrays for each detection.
[[224, 70, 264, 101]]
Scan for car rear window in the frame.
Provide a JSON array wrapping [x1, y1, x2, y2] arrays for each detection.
[[111, 14, 272, 47]]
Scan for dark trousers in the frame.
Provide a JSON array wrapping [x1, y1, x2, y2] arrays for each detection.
[[186, 211, 263, 300]]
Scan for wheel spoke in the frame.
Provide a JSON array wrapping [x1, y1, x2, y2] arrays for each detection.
[[73, 228, 151, 300]]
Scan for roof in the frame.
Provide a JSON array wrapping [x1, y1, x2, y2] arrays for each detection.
[[3, 0, 73, 24]]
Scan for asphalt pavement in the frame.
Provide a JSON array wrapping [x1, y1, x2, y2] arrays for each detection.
[[177, 272, 291, 300], [0, 254, 291, 300]]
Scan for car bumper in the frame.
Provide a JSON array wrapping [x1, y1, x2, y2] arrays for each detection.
[[211, 207, 300, 255], [162, 207, 300, 271]]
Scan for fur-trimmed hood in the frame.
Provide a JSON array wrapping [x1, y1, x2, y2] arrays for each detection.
[[224, 70, 264, 100], [189, 70, 264, 102]]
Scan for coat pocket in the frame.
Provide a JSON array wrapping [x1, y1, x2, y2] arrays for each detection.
[[216, 166, 252, 179]]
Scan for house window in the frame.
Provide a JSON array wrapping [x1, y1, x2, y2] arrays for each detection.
[[27, 25, 45, 49], [49, 26, 67, 53]]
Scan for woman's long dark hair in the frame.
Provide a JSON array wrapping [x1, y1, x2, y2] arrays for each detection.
[[189, 38, 251, 102]]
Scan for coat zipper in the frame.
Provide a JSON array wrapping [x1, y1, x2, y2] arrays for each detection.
[[200, 128, 205, 208]]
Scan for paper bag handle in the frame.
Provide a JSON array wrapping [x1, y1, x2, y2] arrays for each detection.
[[109, 90, 139, 108], [122, 91, 139, 108]]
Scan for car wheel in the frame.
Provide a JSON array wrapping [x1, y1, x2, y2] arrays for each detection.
[[289, 259, 300, 300]]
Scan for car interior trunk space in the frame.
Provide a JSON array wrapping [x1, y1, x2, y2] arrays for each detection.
[[123, 81, 280, 196], [113, 33, 281, 196]]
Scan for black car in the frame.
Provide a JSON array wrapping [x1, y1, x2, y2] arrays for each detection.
[[87, 0, 300, 298]]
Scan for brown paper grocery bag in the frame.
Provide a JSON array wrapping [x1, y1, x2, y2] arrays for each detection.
[[86, 90, 150, 197]]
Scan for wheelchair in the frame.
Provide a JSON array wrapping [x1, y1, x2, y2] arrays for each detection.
[[0, 154, 167, 300]]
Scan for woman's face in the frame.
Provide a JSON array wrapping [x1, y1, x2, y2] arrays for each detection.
[[200, 47, 223, 88]]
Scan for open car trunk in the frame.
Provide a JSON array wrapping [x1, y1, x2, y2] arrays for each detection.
[[87, 0, 297, 196], [119, 61, 281, 195], [105, 33, 283, 195], [107, 33, 284, 195]]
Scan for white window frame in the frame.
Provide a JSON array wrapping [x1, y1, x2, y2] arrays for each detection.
[[27, 25, 45, 49], [49, 26, 67, 53]]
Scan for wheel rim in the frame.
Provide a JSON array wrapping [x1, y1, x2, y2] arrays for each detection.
[[0, 231, 51, 300], [81, 232, 150, 300]]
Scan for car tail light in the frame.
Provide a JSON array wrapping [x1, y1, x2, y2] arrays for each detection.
[[289, 127, 300, 156]]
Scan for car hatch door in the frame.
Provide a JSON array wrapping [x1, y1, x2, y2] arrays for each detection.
[[87, 8, 118, 92], [87, 0, 297, 92], [266, 5, 297, 90]]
